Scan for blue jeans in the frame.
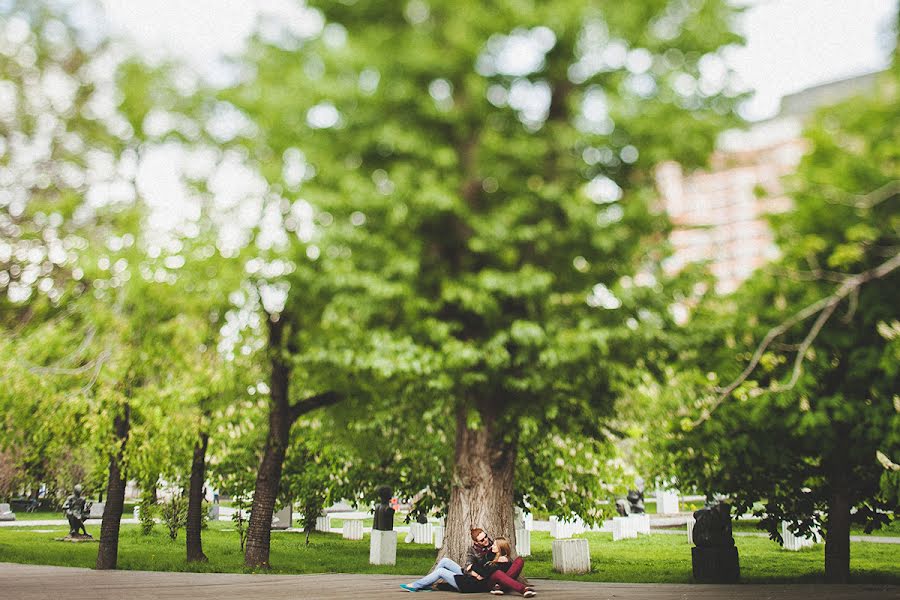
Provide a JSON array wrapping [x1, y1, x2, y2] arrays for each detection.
[[410, 557, 462, 590]]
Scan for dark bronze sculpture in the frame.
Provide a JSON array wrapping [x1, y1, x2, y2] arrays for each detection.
[[626, 489, 646, 514], [373, 486, 395, 531], [691, 500, 739, 583], [62, 484, 91, 538]]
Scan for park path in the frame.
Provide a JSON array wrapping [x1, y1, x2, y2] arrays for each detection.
[[0, 563, 898, 600]]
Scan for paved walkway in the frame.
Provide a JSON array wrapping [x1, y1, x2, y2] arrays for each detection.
[[0, 563, 897, 600]]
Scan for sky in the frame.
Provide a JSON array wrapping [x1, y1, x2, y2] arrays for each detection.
[[97, 0, 897, 121]]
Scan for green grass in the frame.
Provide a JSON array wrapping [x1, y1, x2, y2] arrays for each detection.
[[0, 522, 897, 583], [729, 519, 900, 538], [11, 504, 136, 521]]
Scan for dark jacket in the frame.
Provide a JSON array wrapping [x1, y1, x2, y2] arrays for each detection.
[[454, 555, 512, 593]]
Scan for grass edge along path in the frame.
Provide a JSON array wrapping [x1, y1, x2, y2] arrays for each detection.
[[0, 523, 897, 584]]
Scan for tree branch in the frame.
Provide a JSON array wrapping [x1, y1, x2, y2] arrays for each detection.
[[700, 251, 900, 424], [817, 179, 900, 210], [289, 391, 343, 422]]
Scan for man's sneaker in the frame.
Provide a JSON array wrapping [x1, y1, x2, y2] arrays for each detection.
[[400, 584, 418, 592], [523, 591, 537, 598], [490, 589, 505, 596]]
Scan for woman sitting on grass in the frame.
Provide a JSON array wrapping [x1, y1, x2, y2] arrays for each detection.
[[400, 537, 536, 597]]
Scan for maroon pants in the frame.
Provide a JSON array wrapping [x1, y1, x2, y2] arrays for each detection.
[[488, 557, 526, 594]]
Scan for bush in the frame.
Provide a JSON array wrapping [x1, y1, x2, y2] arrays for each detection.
[[160, 495, 187, 540], [138, 490, 156, 536]]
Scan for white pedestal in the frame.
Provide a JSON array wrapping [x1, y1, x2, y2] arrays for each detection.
[[411, 522, 433, 544], [552, 538, 590, 574], [433, 525, 445, 549], [630, 513, 650, 534], [88, 502, 104, 519], [271, 505, 292, 529], [343, 519, 364, 540], [687, 517, 695, 545], [516, 528, 531, 557], [612, 516, 638, 541], [782, 521, 818, 551], [0, 503, 15, 521], [315, 515, 331, 532], [369, 529, 397, 565], [658, 491, 680, 514]]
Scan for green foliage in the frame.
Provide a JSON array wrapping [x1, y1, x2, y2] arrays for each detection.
[[217, 0, 745, 518], [659, 70, 900, 546], [138, 490, 156, 536], [231, 496, 249, 552], [160, 495, 188, 541]]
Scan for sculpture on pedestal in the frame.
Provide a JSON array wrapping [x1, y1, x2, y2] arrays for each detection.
[[373, 485, 395, 531], [691, 500, 740, 583], [62, 484, 92, 539]]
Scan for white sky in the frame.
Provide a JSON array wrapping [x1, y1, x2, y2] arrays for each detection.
[[98, 0, 897, 121]]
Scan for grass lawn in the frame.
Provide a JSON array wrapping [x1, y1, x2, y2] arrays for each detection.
[[729, 518, 900, 538], [11, 504, 136, 521], [0, 522, 897, 584]]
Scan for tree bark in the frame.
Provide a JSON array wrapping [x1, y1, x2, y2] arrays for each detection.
[[825, 459, 851, 583], [438, 406, 518, 565], [96, 403, 131, 570], [243, 317, 342, 569], [186, 427, 210, 563]]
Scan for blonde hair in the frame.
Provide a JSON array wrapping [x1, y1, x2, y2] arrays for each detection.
[[489, 537, 511, 565]]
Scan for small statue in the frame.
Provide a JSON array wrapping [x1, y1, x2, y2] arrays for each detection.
[[373, 485, 395, 531], [692, 501, 735, 548], [62, 484, 92, 538], [691, 499, 739, 582], [626, 489, 645, 514]]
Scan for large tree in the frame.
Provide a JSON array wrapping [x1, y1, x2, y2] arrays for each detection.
[[222, 0, 744, 563], [660, 69, 900, 583]]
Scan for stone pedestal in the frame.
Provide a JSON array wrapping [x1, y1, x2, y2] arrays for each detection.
[[0, 503, 16, 521], [88, 502, 104, 519], [343, 519, 364, 540], [782, 521, 818, 551], [369, 529, 397, 565], [687, 517, 695, 545], [657, 491, 680, 514], [315, 515, 331, 532], [552, 538, 590, 574], [271, 505, 292, 529], [630, 513, 650, 534], [208, 503, 220, 521], [691, 546, 740, 583], [612, 516, 638, 541], [433, 525, 445, 549], [516, 528, 531, 557], [411, 522, 433, 544]]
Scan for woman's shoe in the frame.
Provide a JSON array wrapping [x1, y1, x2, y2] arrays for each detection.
[[400, 584, 418, 592], [523, 591, 537, 598]]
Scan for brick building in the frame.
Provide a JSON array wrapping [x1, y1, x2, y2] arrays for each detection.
[[655, 72, 880, 294]]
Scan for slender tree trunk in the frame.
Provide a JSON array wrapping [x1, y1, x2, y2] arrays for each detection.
[[186, 428, 210, 563], [438, 406, 518, 565], [96, 403, 131, 570], [244, 401, 291, 568], [825, 459, 851, 583], [244, 318, 293, 569]]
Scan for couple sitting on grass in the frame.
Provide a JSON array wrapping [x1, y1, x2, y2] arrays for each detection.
[[401, 527, 536, 597]]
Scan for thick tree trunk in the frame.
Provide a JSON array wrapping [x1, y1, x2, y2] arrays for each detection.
[[438, 407, 518, 565], [825, 460, 851, 583], [186, 428, 210, 563], [96, 403, 131, 570]]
